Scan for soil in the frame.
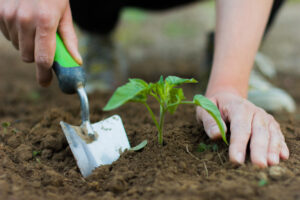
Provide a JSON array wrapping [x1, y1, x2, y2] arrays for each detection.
[[0, 49, 300, 200], [1, 4, 300, 199]]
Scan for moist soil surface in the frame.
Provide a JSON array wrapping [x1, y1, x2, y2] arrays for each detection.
[[0, 10, 300, 197], [0, 51, 300, 200]]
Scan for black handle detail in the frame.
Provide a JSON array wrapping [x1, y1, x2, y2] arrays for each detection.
[[53, 62, 86, 94]]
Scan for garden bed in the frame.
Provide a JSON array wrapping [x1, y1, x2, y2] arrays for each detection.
[[0, 40, 299, 199], [0, 74, 300, 200]]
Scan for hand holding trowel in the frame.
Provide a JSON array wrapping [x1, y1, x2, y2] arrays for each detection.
[[52, 33, 130, 177]]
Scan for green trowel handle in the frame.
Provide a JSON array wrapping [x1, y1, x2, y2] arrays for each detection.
[[52, 33, 86, 94]]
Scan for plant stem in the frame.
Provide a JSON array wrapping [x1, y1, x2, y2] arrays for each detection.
[[158, 105, 166, 145], [143, 103, 160, 132], [180, 101, 194, 105]]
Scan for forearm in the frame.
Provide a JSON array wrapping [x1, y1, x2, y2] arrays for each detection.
[[206, 0, 273, 98]]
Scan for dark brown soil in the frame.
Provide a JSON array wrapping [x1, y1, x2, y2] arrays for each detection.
[[0, 45, 300, 200]]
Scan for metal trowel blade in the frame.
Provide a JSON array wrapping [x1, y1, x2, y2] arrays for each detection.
[[60, 115, 130, 178]]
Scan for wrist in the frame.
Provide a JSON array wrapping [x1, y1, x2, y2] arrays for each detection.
[[206, 63, 251, 98], [206, 81, 248, 98]]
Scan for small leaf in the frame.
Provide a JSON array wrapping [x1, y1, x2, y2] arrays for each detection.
[[193, 95, 228, 144], [197, 143, 208, 152], [212, 144, 219, 152], [1, 122, 10, 128], [103, 80, 149, 111], [158, 75, 164, 85], [32, 150, 41, 157], [129, 140, 148, 151], [156, 76, 166, 100], [258, 179, 268, 187], [165, 76, 198, 86], [167, 88, 185, 114]]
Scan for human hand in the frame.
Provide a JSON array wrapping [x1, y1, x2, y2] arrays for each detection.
[[196, 91, 289, 167], [0, 0, 82, 86]]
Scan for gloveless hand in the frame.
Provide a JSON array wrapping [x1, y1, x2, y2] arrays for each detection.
[[196, 91, 289, 167], [0, 0, 81, 86]]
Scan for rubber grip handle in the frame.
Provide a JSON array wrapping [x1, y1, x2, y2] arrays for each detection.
[[52, 33, 86, 94]]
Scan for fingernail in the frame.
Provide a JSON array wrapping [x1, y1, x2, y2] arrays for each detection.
[[75, 52, 83, 65], [257, 158, 268, 168], [71, 47, 83, 65], [281, 146, 289, 159], [208, 126, 220, 139], [269, 153, 279, 164], [235, 152, 244, 164]]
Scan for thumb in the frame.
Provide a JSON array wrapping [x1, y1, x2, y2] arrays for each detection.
[[57, 4, 82, 65], [196, 102, 227, 140]]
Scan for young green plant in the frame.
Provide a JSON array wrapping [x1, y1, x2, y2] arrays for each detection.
[[103, 76, 227, 145]]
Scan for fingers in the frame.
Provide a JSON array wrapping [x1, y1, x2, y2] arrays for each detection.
[[280, 140, 289, 160], [0, 0, 10, 39], [267, 122, 282, 165], [196, 106, 227, 140], [250, 112, 289, 168], [58, 5, 82, 65], [17, 0, 36, 62], [2, 0, 19, 48], [228, 108, 253, 164], [0, 17, 10, 40], [196, 93, 289, 167], [0, 0, 74, 87], [34, 5, 59, 87], [250, 112, 270, 167]]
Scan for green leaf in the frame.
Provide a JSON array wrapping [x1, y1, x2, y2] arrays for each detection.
[[32, 150, 41, 157], [1, 122, 10, 128], [152, 76, 167, 102], [193, 95, 228, 144], [129, 78, 148, 88], [167, 88, 185, 114], [165, 76, 198, 86], [103, 80, 149, 111], [157, 76, 165, 93], [197, 142, 208, 152], [131, 94, 147, 103], [258, 179, 268, 187], [158, 75, 164, 85], [212, 144, 219, 152], [129, 140, 148, 151]]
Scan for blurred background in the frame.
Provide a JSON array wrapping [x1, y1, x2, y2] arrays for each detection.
[[0, 0, 300, 120]]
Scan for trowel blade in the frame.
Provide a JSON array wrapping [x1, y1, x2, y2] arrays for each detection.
[[60, 115, 130, 178]]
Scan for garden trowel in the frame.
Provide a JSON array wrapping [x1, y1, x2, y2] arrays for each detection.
[[52, 33, 130, 178]]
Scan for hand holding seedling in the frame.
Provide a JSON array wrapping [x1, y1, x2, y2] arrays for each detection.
[[103, 76, 227, 145], [0, 0, 81, 86]]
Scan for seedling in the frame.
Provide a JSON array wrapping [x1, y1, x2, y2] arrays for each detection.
[[197, 143, 209, 152], [103, 76, 227, 145], [32, 150, 41, 157], [1, 122, 11, 134], [258, 179, 268, 187], [33, 150, 41, 163], [197, 143, 219, 153]]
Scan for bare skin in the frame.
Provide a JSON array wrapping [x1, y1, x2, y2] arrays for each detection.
[[0, 0, 289, 167], [196, 0, 289, 167], [0, 0, 82, 86]]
